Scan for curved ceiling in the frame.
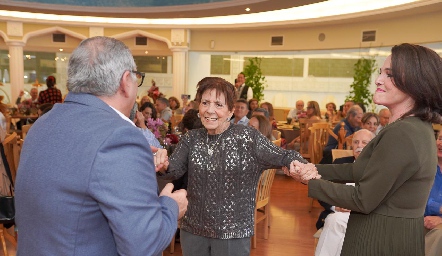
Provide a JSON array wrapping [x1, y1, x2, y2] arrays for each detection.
[[0, 0, 321, 18]]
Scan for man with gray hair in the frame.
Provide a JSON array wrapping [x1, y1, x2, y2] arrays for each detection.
[[15, 36, 187, 256], [155, 97, 173, 122], [319, 105, 363, 164]]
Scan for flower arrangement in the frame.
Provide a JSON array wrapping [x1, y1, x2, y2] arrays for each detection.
[[147, 117, 174, 146], [148, 79, 165, 103]]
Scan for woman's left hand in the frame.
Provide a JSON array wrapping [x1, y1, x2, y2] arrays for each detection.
[[151, 146, 169, 172]]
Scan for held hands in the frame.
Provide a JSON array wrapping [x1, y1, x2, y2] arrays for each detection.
[[160, 183, 188, 220], [282, 160, 321, 184], [151, 146, 169, 172], [424, 216, 442, 230]]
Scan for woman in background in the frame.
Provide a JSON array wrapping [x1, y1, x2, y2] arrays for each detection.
[[325, 102, 338, 123], [361, 112, 379, 134], [247, 98, 259, 119], [169, 96, 183, 115], [248, 115, 274, 140]]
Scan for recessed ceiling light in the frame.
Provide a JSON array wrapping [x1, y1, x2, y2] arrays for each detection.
[[144, 51, 148, 54], [59, 48, 63, 52], [245, 8, 250, 12]]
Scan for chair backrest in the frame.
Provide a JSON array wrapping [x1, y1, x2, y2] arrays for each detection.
[[308, 123, 331, 164], [255, 169, 277, 209], [332, 149, 354, 162], [272, 138, 281, 147], [272, 130, 281, 140], [21, 124, 32, 140], [298, 119, 325, 158], [170, 114, 184, 131], [2, 132, 20, 182]]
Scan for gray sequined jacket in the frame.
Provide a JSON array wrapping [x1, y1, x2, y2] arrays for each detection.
[[161, 124, 307, 239]]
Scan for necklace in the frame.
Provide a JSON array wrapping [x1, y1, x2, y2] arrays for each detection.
[[206, 126, 229, 156]]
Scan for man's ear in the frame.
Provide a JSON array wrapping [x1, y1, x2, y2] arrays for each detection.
[[119, 71, 131, 98]]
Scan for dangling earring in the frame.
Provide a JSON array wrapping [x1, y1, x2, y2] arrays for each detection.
[[197, 113, 200, 118]]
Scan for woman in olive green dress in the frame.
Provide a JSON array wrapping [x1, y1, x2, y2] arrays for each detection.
[[291, 43, 442, 256]]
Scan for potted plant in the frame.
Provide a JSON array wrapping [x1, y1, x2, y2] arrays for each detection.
[[243, 57, 267, 102], [346, 57, 377, 111]]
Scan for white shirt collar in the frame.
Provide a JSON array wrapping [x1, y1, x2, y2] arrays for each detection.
[[109, 105, 135, 127]]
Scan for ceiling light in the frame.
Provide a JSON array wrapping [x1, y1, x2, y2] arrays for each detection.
[[59, 48, 63, 52], [144, 51, 149, 54], [245, 8, 250, 12]]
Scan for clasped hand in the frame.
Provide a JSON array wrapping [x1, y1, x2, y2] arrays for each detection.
[[282, 160, 321, 184], [151, 146, 169, 172]]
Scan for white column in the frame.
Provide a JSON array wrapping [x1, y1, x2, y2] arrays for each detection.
[[170, 46, 188, 97], [7, 41, 25, 104]]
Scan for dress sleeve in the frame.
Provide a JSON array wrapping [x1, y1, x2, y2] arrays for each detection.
[[252, 129, 307, 170], [309, 127, 422, 214]]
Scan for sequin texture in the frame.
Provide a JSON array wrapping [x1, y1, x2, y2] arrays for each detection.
[[161, 124, 307, 239]]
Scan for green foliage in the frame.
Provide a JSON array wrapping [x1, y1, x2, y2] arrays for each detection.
[[346, 57, 377, 111], [243, 57, 267, 102]]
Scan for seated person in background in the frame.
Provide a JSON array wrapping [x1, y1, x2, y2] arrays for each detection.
[[315, 129, 375, 256], [252, 108, 270, 119], [424, 130, 442, 256], [155, 97, 173, 122], [287, 100, 321, 150], [361, 112, 379, 134], [335, 100, 354, 121], [324, 102, 338, 123], [169, 96, 183, 115], [231, 99, 249, 125], [248, 115, 274, 140], [287, 100, 305, 123], [247, 98, 259, 119], [132, 102, 163, 149], [319, 105, 363, 164], [27, 103, 53, 124], [139, 95, 151, 106], [376, 108, 391, 134], [38, 75, 63, 104], [139, 102, 157, 121], [260, 102, 277, 128]]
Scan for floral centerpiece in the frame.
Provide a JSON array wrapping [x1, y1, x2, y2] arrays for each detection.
[[147, 118, 168, 145]]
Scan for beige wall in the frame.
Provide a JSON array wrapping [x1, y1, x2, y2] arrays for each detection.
[[190, 10, 442, 52]]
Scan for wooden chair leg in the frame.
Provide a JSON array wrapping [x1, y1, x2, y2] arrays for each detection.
[[0, 228, 9, 256], [264, 206, 269, 239]]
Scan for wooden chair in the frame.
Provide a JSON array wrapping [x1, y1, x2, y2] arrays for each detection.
[[1, 132, 19, 256], [328, 122, 352, 149], [332, 149, 354, 162], [2, 133, 20, 182], [298, 119, 324, 159], [252, 168, 277, 249], [272, 130, 281, 140], [21, 124, 32, 140], [170, 114, 183, 131], [308, 123, 331, 165], [272, 138, 281, 147]]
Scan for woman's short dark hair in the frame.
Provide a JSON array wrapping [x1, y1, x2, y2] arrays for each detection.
[[169, 96, 180, 110], [46, 76, 56, 88], [195, 77, 236, 111], [361, 112, 379, 125], [140, 102, 157, 119], [390, 43, 442, 123]]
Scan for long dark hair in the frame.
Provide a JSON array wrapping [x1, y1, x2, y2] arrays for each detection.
[[140, 102, 157, 119], [390, 43, 442, 123]]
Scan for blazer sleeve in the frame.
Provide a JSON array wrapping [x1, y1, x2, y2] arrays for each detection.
[[89, 126, 178, 256], [309, 127, 421, 214]]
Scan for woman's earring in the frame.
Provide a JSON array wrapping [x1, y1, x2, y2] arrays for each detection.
[[197, 113, 200, 118]]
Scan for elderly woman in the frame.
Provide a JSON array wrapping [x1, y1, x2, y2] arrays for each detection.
[[361, 112, 379, 134], [290, 43, 442, 255], [159, 77, 306, 256]]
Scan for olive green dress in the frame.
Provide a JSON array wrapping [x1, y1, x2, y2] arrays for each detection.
[[309, 117, 436, 256]]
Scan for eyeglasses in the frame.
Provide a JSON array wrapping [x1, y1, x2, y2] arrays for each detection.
[[307, 106, 314, 109], [131, 70, 145, 87]]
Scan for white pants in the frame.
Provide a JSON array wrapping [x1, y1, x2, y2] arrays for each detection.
[[315, 212, 350, 256]]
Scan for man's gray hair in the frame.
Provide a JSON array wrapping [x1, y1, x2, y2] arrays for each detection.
[[346, 105, 363, 118], [157, 97, 169, 107], [67, 36, 137, 96]]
